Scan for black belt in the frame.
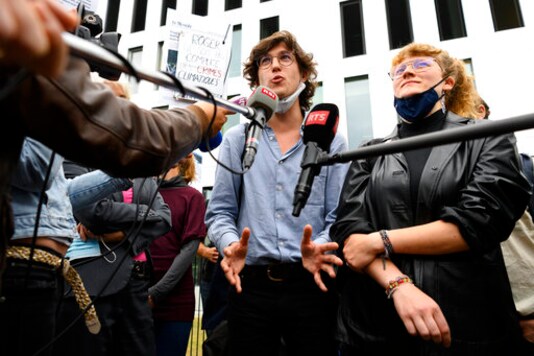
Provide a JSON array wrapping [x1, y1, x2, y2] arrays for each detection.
[[241, 262, 306, 282]]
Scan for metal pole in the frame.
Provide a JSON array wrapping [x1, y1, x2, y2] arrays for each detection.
[[321, 113, 534, 164], [62, 32, 255, 118]]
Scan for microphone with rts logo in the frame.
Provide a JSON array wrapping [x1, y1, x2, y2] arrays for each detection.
[[242, 86, 279, 171], [292, 103, 339, 217]]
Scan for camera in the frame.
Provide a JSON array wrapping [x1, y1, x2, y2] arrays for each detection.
[[75, 4, 122, 81]]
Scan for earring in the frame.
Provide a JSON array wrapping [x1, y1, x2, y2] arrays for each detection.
[[440, 94, 446, 114]]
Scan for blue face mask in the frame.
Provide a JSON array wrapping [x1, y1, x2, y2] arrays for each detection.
[[394, 78, 446, 123]]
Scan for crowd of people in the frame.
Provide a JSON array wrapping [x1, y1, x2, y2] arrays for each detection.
[[1, 1, 533, 356]]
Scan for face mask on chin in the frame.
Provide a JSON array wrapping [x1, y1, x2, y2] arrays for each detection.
[[275, 82, 306, 114], [394, 77, 446, 123]]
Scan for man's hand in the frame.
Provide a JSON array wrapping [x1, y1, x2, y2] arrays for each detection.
[[0, 0, 78, 77], [392, 283, 451, 347], [77, 223, 95, 241], [76, 224, 125, 243], [192, 101, 233, 137], [221, 228, 250, 293], [100, 231, 126, 243], [520, 319, 534, 343], [301, 224, 343, 292]]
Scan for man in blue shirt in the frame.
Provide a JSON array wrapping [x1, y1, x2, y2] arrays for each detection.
[[205, 31, 348, 356]]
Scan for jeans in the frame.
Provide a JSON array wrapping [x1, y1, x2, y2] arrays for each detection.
[[154, 320, 192, 356], [68, 170, 131, 210], [0, 259, 62, 356], [56, 274, 155, 356]]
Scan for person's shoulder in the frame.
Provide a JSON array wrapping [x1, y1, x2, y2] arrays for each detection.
[[445, 111, 479, 126]]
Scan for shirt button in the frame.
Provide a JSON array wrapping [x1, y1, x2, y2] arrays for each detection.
[[276, 185, 282, 191], [269, 136, 274, 141], [279, 160, 284, 164], [275, 212, 282, 218]]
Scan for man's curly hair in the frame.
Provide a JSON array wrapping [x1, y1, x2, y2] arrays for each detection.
[[243, 31, 317, 112]]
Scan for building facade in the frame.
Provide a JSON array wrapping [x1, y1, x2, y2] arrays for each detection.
[[89, 0, 534, 189]]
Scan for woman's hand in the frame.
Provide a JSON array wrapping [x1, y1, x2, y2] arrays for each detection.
[[392, 283, 451, 347]]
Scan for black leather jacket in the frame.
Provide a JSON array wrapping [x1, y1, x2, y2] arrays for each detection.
[[331, 112, 530, 354]]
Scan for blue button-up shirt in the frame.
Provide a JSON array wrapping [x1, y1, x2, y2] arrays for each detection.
[[205, 123, 348, 265]]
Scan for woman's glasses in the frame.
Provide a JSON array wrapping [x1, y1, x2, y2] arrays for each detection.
[[389, 58, 437, 80]]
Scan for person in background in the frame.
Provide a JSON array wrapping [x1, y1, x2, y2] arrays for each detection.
[[474, 95, 491, 120], [331, 42, 529, 355], [149, 153, 208, 356], [205, 30, 347, 356], [57, 169, 170, 356], [476, 96, 534, 355], [197, 242, 219, 264], [0, 137, 132, 356], [56, 81, 174, 356]]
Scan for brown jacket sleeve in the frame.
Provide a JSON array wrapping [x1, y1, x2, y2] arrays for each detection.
[[6, 58, 208, 178]]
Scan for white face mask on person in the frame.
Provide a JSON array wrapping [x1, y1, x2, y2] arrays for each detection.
[[275, 82, 306, 114]]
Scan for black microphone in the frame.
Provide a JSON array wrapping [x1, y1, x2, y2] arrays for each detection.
[[242, 86, 279, 170], [292, 103, 339, 217]]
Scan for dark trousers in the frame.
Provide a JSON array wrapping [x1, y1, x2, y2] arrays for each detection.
[[0, 259, 62, 356], [56, 274, 155, 356], [227, 263, 338, 356]]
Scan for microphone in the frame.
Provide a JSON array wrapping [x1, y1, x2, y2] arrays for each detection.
[[242, 86, 279, 170], [292, 103, 339, 217]]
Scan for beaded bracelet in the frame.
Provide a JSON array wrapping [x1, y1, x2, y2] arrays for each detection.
[[385, 275, 413, 299], [379, 230, 394, 270]]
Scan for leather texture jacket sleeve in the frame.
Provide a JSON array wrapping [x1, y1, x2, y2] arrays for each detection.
[[3, 57, 208, 178]]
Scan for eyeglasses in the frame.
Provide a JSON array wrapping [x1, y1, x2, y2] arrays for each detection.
[[389, 58, 437, 80], [256, 51, 295, 69]]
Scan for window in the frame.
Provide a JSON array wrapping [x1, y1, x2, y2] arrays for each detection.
[[104, 0, 120, 32], [340, 0, 366, 57], [462, 58, 477, 88], [192, 0, 208, 16], [157, 42, 165, 71], [385, 0, 413, 50], [345, 76, 373, 149], [489, 0, 524, 31], [128, 47, 143, 93], [310, 82, 324, 110], [435, 0, 467, 40], [160, 0, 177, 26], [225, 0, 242, 11], [229, 25, 242, 78], [155, 42, 164, 89], [260, 16, 279, 39], [131, 0, 148, 32]]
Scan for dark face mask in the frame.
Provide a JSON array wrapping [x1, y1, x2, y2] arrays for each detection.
[[394, 77, 446, 123]]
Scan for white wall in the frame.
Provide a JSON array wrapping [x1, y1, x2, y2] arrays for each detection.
[[92, 0, 534, 187]]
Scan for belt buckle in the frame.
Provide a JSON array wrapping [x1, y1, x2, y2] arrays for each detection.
[[266, 265, 284, 282], [133, 261, 146, 279]]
